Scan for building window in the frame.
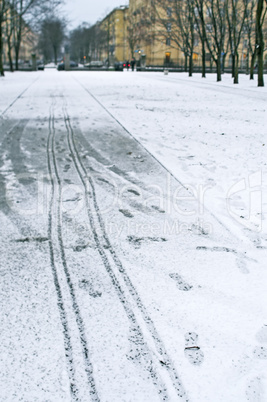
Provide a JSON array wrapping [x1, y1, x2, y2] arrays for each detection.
[[165, 52, 171, 64], [167, 7, 172, 17], [166, 38, 171, 46], [206, 24, 212, 33], [166, 22, 172, 32]]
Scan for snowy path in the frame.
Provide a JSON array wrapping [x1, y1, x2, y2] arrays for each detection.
[[0, 70, 267, 401]]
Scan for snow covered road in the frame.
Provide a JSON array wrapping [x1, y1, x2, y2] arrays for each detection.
[[0, 70, 267, 401]]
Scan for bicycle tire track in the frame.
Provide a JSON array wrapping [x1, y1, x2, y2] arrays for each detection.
[[47, 104, 79, 401], [48, 101, 100, 402], [63, 105, 188, 401]]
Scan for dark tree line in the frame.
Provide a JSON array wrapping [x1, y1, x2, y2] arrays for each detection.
[[68, 22, 117, 66], [38, 17, 65, 64]]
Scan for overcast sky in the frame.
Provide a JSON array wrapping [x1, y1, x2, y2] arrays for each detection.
[[62, 0, 129, 29]]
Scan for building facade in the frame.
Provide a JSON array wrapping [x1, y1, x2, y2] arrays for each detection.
[[98, 6, 129, 65], [93, 0, 267, 70]]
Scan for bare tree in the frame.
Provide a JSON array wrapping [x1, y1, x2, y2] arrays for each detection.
[[38, 17, 65, 64], [241, 0, 257, 78], [0, 0, 63, 74], [69, 23, 92, 63], [127, 5, 153, 59], [0, 0, 8, 76], [127, 11, 141, 58], [10, 0, 39, 70], [4, 1, 16, 72], [226, 0, 248, 83], [255, 0, 267, 86], [152, 0, 196, 74], [203, 0, 228, 81], [194, 0, 207, 77]]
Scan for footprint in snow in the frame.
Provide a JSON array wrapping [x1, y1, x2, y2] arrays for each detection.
[[63, 164, 71, 172], [184, 332, 204, 366], [245, 377, 264, 401], [253, 346, 267, 360], [79, 279, 102, 298], [169, 273, 192, 291], [127, 189, 140, 196], [151, 205, 165, 214], [119, 209, 134, 218]]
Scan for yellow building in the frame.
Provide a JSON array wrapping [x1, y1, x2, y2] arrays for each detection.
[[98, 6, 128, 65], [2, 9, 39, 67], [95, 0, 266, 70], [128, 0, 182, 66]]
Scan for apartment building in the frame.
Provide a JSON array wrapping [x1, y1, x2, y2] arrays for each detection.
[[98, 6, 129, 65], [128, 0, 182, 66], [2, 10, 38, 67], [95, 0, 266, 70]]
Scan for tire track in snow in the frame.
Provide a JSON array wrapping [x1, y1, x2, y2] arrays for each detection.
[[47, 101, 99, 402], [63, 104, 188, 401], [47, 104, 78, 400]]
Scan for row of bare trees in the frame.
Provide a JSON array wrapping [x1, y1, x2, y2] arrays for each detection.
[[151, 0, 267, 86], [38, 16, 65, 65], [69, 23, 108, 65], [0, 0, 62, 76]]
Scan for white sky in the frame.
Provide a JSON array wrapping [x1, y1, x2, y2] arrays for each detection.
[[62, 0, 129, 29]]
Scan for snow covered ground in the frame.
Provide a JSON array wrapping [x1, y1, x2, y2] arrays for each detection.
[[0, 70, 267, 401]]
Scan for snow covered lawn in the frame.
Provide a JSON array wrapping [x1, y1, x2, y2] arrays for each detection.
[[0, 70, 267, 401]]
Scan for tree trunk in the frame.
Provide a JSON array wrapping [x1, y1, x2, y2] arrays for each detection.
[[15, 44, 20, 70], [201, 38, 206, 78], [232, 53, 235, 77], [222, 53, 227, 74], [184, 54, 188, 72], [250, 50, 257, 79], [216, 59, 221, 82], [0, 18, 4, 76], [53, 45, 57, 65], [189, 53, 193, 77], [256, 0, 264, 87], [257, 45, 264, 86], [14, 15, 23, 71], [246, 49, 250, 75], [7, 36, 14, 72], [233, 53, 239, 84]]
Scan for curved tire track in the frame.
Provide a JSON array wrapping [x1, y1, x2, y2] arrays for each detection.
[[47, 101, 99, 402], [63, 104, 188, 401]]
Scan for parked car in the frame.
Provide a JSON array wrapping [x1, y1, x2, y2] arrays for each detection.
[[114, 61, 123, 71], [84, 61, 104, 68], [37, 61, 45, 70], [123, 61, 131, 70], [57, 61, 78, 71]]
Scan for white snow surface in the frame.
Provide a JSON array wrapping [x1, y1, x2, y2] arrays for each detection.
[[0, 70, 267, 402]]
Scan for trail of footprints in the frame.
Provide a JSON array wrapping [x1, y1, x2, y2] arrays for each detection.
[[184, 332, 204, 366], [103, 182, 204, 367]]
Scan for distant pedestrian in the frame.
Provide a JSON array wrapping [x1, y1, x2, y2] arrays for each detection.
[[131, 58, 135, 71], [126, 60, 130, 71]]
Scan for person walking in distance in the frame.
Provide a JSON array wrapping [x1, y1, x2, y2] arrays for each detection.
[[131, 58, 135, 71]]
